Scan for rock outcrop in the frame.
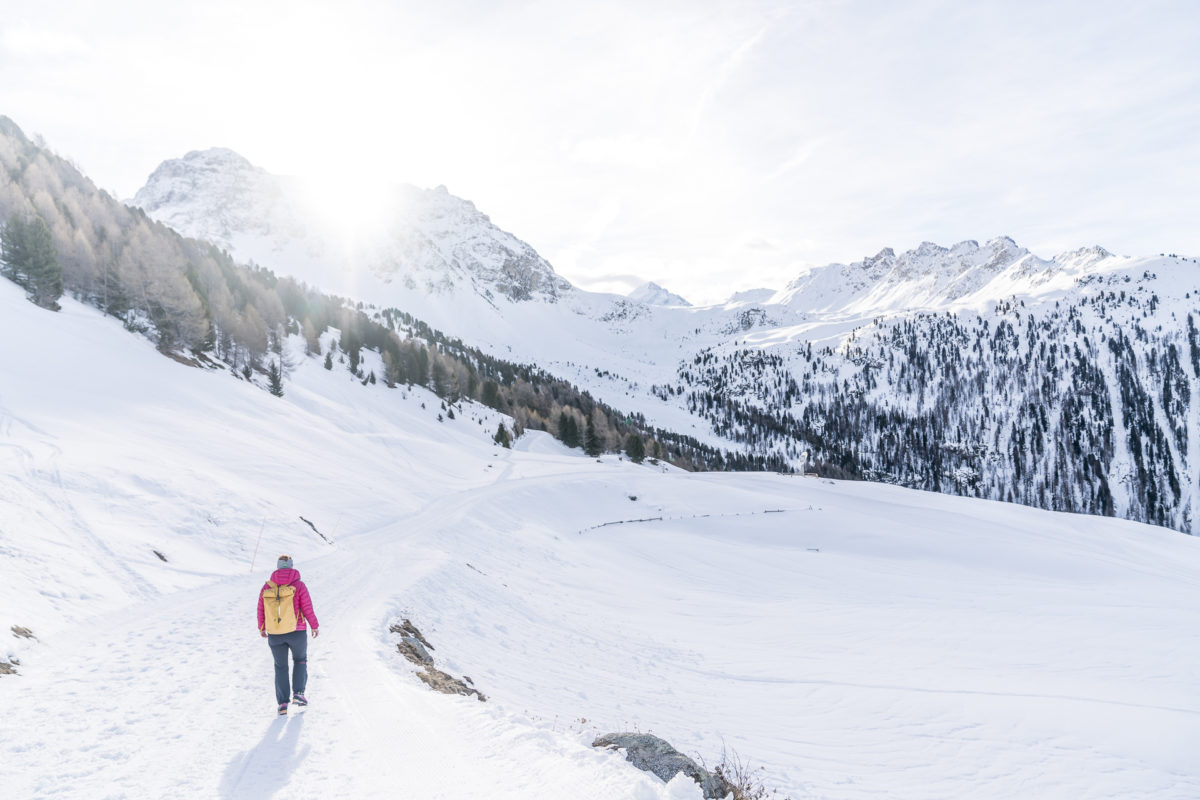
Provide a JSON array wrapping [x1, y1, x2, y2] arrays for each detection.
[[593, 732, 735, 799], [389, 619, 485, 702]]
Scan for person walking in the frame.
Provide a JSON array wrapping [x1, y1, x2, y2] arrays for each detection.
[[257, 554, 320, 715]]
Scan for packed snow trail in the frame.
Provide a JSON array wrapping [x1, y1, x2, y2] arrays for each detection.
[[0, 481, 698, 800]]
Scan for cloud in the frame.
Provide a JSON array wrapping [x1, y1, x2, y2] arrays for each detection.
[[686, 23, 771, 141], [569, 136, 681, 170], [763, 137, 829, 183], [2, 26, 90, 57], [743, 238, 779, 252]]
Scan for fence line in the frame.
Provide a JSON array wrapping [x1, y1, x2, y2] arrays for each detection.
[[577, 507, 805, 535]]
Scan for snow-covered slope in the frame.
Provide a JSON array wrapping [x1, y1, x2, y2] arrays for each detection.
[[772, 237, 1117, 316], [629, 281, 692, 307], [3, 265, 1200, 799], [723, 287, 775, 306]]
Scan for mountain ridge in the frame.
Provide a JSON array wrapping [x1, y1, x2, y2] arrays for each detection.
[[135, 146, 1137, 319]]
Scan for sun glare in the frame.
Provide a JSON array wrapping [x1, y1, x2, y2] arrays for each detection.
[[296, 170, 400, 243]]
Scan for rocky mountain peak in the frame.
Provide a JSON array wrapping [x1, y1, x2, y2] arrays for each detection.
[[1056, 245, 1114, 268], [132, 149, 571, 304]]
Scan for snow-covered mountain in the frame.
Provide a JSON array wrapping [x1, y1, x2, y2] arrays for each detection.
[[133, 148, 570, 304], [129, 146, 1200, 535], [723, 287, 775, 305], [772, 237, 1115, 315], [628, 281, 691, 307]]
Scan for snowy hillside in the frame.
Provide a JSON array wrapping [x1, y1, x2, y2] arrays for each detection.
[[3, 260, 1200, 799]]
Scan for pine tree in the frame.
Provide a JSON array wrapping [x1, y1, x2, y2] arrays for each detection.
[[494, 422, 512, 448], [481, 380, 501, 409], [558, 410, 580, 448], [584, 416, 602, 457], [431, 359, 449, 397], [624, 433, 646, 463], [343, 329, 362, 373], [0, 214, 28, 282], [324, 351, 333, 370], [267, 359, 284, 397]]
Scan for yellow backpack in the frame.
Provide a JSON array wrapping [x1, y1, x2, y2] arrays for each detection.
[[262, 581, 299, 634]]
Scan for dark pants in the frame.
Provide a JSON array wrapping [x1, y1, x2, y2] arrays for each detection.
[[267, 630, 308, 704]]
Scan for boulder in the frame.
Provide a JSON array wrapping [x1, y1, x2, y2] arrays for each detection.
[[388, 618, 484, 701], [388, 619, 434, 650], [593, 733, 735, 799], [416, 667, 486, 702]]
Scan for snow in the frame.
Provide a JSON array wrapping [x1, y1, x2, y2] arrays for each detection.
[[3, 277, 1200, 799], [629, 282, 692, 307]]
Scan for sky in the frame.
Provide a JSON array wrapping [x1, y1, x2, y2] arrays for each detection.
[[1, 0, 1198, 305]]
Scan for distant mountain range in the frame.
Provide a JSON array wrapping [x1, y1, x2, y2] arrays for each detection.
[[127, 145, 1200, 534]]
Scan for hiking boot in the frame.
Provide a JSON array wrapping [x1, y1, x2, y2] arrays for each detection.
[[278, 703, 288, 715], [292, 693, 308, 706]]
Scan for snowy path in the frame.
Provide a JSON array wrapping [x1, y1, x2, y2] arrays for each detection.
[[6, 457, 1200, 799], [0, 477, 686, 800]]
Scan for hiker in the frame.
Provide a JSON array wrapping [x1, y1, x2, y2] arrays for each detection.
[[257, 554, 320, 715]]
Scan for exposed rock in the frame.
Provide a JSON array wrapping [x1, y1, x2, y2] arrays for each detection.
[[0, 660, 15, 675], [389, 619, 434, 651], [388, 618, 483, 701], [416, 667, 486, 702], [593, 732, 735, 799], [396, 637, 434, 667], [10, 626, 34, 639]]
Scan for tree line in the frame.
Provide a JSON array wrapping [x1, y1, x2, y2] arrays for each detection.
[[672, 286, 1198, 533]]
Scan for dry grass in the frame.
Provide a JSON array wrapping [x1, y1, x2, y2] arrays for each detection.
[[704, 746, 791, 800]]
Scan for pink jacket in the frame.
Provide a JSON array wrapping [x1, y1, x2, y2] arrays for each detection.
[[257, 568, 319, 633]]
